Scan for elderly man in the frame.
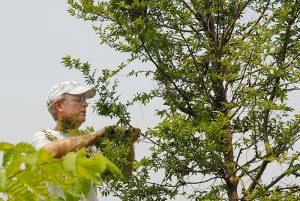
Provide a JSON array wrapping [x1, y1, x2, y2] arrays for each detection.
[[32, 81, 139, 201]]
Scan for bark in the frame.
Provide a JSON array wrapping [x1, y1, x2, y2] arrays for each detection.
[[225, 129, 239, 201]]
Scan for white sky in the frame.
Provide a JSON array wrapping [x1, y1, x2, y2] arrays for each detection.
[[1, 1, 300, 200]]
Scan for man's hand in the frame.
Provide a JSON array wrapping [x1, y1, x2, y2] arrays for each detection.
[[96, 126, 141, 143], [125, 128, 141, 143], [94, 127, 107, 137]]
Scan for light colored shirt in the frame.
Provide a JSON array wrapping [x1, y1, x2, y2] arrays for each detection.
[[32, 129, 98, 201]]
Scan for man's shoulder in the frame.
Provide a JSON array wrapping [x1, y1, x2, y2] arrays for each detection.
[[32, 129, 59, 149], [33, 129, 69, 141], [33, 129, 55, 138], [35, 129, 59, 140], [34, 129, 53, 134]]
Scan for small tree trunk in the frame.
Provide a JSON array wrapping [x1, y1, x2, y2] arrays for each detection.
[[227, 175, 239, 201], [224, 129, 239, 201]]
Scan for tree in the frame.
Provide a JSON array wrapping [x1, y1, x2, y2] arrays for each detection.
[[0, 142, 121, 201], [64, 0, 300, 200]]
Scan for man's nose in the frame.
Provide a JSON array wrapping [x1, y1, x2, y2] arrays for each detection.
[[82, 99, 89, 107]]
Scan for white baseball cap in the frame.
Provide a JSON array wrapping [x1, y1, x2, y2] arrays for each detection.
[[46, 81, 96, 106]]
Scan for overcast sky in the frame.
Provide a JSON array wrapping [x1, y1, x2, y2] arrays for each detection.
[[1, 1, 300, 200]]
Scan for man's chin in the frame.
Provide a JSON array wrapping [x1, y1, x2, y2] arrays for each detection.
[[77, 117, 86, 126]]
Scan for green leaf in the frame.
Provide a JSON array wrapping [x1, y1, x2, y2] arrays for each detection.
[[6, 179, 38, 201], [0, 142, 13, 151], [15, 142, 36, 153], [39, 162, 73, 189], [2, 148, 15, 168], [97, 155, 122, 178], [63, 152, 78, 173], [5, 155, 22, 178], [16, 170, 48, 196], [64, 191, 81, 201], [77, 179, 92, 197], [0, 168, 6, 191], [77, 158, 102, 182], [22, 152, 38, 167], [36, 148, 54, 164]]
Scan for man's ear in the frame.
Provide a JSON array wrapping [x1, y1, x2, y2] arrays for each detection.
[[54, 100, 63, 112]]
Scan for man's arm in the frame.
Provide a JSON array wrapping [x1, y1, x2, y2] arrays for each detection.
[[43, 128, 106, 158]]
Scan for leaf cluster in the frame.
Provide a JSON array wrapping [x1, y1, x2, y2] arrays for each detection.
[[0, 142, 121, 201]]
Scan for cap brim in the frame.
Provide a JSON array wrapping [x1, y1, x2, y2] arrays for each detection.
[[68, 86, 96, 99]]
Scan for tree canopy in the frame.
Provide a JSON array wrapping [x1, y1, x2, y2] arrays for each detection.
[[65, 0, 300, 200]]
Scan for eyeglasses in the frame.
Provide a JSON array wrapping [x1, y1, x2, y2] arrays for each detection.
[[63, 96, 90, 105]]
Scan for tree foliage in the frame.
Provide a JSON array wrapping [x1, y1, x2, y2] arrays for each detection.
[[0, 142, 121, 201], [65, 0, 300, 200]]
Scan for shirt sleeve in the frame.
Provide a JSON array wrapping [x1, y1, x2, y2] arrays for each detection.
[[32, 130, 52, 149]]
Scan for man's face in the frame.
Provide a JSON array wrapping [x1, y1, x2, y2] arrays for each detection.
[[59, 93, 89, 127]]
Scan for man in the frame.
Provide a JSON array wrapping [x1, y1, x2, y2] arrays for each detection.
[[32, 81, 139, 201]]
